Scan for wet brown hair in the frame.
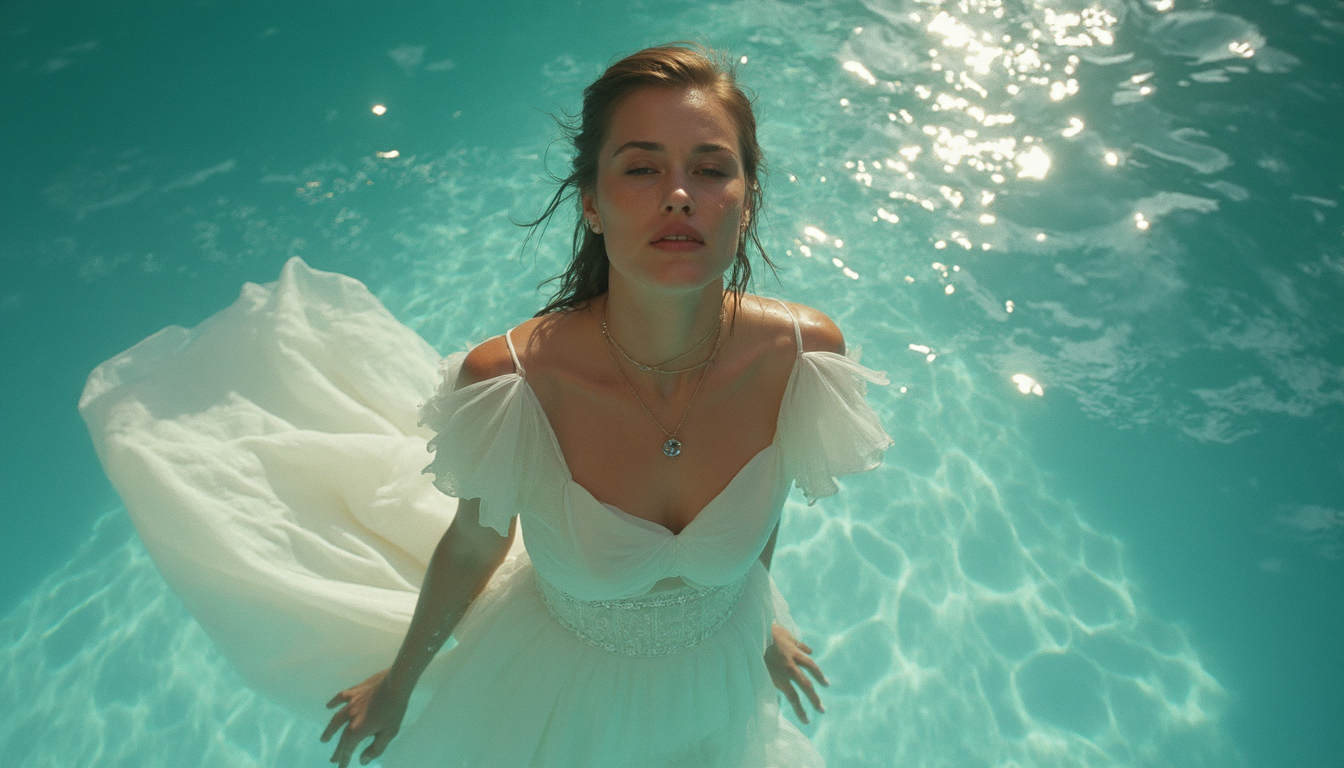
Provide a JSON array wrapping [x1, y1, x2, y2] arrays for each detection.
[[522, 42, 774, 317]]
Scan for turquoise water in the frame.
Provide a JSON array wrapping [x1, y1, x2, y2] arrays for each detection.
[[1, 0, 1340, 766]]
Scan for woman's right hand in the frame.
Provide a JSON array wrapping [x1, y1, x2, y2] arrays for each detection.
[[321, 668, 408, 767]]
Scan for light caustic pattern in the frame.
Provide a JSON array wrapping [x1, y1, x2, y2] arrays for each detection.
[[0, 513, 328, 768], [772, 358, 1234, 767]]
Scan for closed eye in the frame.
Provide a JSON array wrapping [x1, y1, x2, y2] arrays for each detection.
[[623, 166, 732, 178]]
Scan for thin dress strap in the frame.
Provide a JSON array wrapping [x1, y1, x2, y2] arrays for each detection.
[[773, 298, 803, 358], [503, 327, 526, 376]]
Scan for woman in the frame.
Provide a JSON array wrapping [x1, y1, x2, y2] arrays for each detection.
[[80, 42, 889, 768], [319, 44, 892, 767]]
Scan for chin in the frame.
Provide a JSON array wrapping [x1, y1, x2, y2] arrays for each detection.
[[656, 253, 735, 286], [609, 251, 732, 293], [648, 264, 724, 291]]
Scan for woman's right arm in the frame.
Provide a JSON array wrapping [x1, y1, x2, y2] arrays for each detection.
[[386, 497, 516, 702], [324, 335, 522, 767], [323, 499, 515, 767]]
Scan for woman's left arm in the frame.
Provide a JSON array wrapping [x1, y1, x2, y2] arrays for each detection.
[[760, 300, 845, 722], [759, 523, 829, 723]]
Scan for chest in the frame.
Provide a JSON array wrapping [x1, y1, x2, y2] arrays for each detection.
[[530, 361, 793, 535]]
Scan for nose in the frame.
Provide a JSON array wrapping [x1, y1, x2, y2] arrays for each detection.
[[662, 172, 696, 216]]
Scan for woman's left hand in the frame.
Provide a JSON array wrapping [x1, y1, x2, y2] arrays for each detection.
[[764, 623, 829, 724]]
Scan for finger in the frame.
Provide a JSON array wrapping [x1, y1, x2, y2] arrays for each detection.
[[781, 680, 808, 724], [799, 641, 813, 654], [798, 655, 830, 687], [321, 708, 351, 743], [333, 727, 363, 768], [362, 728, 396, 765], [793, 667, 824, 713], [326, 691, 349, 709]]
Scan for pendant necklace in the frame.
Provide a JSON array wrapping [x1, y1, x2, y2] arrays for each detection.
[[601, 301, 724, 458]]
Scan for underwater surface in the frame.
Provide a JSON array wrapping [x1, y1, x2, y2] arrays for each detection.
[[1, 0, 1340, 766]]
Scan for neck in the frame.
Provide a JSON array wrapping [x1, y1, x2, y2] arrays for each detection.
[[601, 275, 726, 374]]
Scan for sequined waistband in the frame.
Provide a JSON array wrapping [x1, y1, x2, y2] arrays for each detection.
[[534, 572, 748, 657]]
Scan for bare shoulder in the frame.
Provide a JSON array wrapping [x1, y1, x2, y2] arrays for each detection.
[[791, 302, 846, 354], [458, 334, 517, 388], [461, 311, 586, 387], [750, 296, 845, 355]]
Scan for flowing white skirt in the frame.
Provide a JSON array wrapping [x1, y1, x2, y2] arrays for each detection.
[[79, 258, 822, 767]]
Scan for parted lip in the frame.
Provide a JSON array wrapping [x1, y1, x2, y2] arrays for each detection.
[[650, 224, 705, 244]]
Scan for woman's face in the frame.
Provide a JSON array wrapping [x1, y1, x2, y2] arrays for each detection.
[[582, 86, 748, 294]]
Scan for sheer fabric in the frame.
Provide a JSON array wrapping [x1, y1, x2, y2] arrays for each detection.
[[80, 258, 892, 767]]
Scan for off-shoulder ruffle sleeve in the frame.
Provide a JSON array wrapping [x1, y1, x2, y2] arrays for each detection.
[[417, 351, 564, 535], [777, 349, 893, 504]]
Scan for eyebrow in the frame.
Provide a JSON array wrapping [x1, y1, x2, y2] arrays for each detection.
[[611, 141, 737, 159]]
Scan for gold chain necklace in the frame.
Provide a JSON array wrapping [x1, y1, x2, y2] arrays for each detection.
[[601, 305, 724, 458], [601, 304, 725, 374]]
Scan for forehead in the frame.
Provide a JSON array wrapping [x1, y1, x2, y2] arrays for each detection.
[[603, 87, 740, 155]]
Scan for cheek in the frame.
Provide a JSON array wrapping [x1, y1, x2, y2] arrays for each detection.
[[597, 182, 647, 228], [721, 184, 747, 228], [718, 201, 746, 240]]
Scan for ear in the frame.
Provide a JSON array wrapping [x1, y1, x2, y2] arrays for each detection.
[[581, 190, 601, 232]]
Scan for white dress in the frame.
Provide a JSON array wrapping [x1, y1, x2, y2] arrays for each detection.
[[79, 258, 892, 768]]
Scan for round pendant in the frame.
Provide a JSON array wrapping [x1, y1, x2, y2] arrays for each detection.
[[662, 438, 682, 458]]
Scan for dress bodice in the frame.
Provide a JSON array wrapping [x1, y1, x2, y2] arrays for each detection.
[[419, 302, 893, 602]]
